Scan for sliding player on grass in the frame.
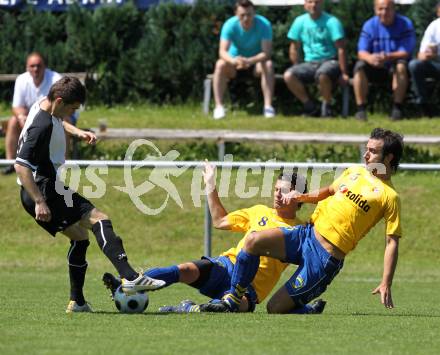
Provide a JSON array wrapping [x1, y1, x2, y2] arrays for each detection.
[[103, 162, 325, 313], [202, 128, 403, 313]]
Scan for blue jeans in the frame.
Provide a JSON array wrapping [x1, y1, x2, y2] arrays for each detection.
[[409, 59, 440, 104]]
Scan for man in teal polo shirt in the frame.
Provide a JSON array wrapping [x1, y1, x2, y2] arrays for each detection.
[[284, 0, 348, 117], [212, 0, 275, 120]]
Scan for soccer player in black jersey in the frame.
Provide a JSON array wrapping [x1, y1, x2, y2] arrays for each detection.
[[14, 76, 165, 313]]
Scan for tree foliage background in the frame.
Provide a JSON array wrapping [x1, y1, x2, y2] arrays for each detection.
[[0, 0, 438, 106]]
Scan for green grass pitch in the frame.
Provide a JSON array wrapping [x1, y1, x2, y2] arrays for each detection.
[[1, 168, 440, 354]]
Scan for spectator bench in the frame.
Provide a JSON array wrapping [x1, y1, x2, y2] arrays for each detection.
[[202, 73, 350, 117]]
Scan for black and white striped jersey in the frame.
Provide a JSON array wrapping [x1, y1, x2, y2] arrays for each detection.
[[16, 99, 66, 184]]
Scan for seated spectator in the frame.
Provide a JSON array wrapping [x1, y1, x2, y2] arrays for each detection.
[[212, 0, 275, 120], [3, 52, 77, 175], [409, 4, 440, 117], [353, 0, 416, 121], [284, 0, 349, 117]]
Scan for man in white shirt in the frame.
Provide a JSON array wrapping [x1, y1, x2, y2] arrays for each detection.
[[3, 52, 66, 175], [408, 16, 440, 117]]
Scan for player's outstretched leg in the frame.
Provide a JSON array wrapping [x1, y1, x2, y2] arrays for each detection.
[[90, 218, 165, 294]]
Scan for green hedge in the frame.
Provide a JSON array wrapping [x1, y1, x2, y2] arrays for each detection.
[[70, 139, 440, 164], [0, 0, 438, 107]]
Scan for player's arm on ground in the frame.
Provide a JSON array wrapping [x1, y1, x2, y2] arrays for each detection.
[[203, 160, 231, 230], [63, 121, 96, 145], [372, 234, 399, 309], [14, 164, 51, 222], [282, 185, 335, 205]]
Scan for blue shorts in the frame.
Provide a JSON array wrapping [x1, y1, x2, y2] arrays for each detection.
[[200, 256, 257, 304], [280, 224, 344, 306]]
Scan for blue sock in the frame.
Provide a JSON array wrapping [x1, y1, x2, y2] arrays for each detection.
[[290, 304, 313, 314], [144, 265, 179, 286], [229, 250, 260, 298]]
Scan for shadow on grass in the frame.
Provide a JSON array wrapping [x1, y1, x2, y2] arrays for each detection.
[[92, 310, 201, 316]]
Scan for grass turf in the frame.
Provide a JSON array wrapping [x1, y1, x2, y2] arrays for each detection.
[[1, 169, 439, 354]]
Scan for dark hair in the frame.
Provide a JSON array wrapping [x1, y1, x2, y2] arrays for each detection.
[[277, 171, 308, 208], [235, 0, 254, 10], [47, 76, 86, 105], [370, 128, 404, 172]]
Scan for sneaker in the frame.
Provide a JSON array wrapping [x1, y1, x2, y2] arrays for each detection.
[[321, 103, 333, 118], [102, 272, 122, 299], [200, 293, 240, 313], [121, 273, 166, 295], [1, 165, 15, 175], [307, 299, 327, 314], [303, 101, 319, 117], [213, 106, 226, 120], [390, 106, 403, 121], [66, 300, 93, 313], [263, 106, 276, 118], [421, 103, 434, 118], [159, 299, 200, 313], [355, 109, 367, 121]]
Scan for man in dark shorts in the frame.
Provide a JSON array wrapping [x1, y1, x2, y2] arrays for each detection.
[[14, 76, 165, 313], [353, 0, 416, 121], [283, 0, 349, 117]]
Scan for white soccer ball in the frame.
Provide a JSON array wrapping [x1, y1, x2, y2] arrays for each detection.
[[114, 286, 149, 314]]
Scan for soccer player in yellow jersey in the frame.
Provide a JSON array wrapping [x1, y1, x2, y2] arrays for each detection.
[[202, 128, 403, 313], [103, 162, 319, 313]]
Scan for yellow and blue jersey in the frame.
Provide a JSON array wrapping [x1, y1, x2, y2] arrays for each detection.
[[221, 205, 303, 302], [311, 166, 402, 254]]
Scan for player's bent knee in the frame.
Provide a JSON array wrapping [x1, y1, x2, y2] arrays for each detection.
[[63, 223, 89, 241], [89, 208, 108, 221], [283, 70, 292, 83], [243, 232, 260, 253], [215, 59, 228, 72], [178, 262, 200, 283]]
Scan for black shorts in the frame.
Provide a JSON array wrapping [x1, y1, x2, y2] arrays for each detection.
[[353, 59, 408, 85], [234, 65, 257, 81], [20, 179, 95, 236]]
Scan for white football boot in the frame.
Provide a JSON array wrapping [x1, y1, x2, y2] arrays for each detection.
[[121, 274, 166, 295], [66, 300, 93, 313]]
